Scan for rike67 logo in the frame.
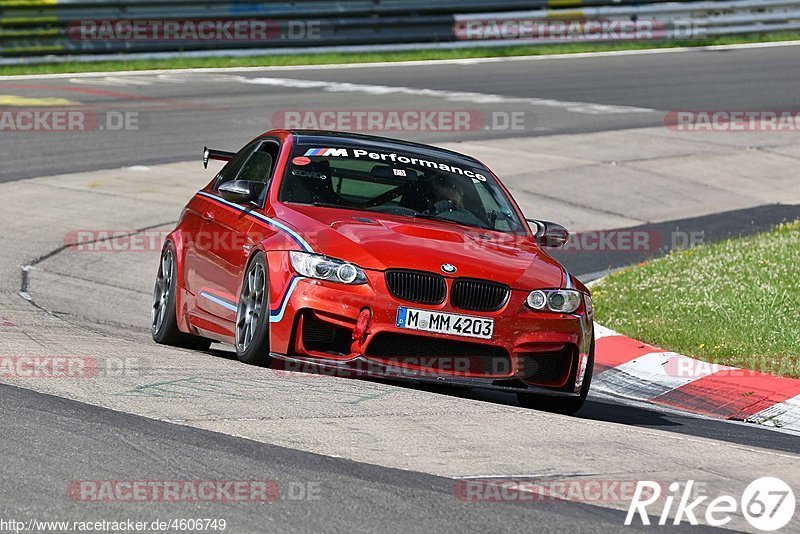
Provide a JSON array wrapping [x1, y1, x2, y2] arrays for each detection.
[[626, 477, 795, 530]]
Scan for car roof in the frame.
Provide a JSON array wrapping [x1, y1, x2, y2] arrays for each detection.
[[289, 130, 486, 168]]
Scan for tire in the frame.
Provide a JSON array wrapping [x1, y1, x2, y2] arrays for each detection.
[[516, 333, 595, 416], [234, 252, 272, 366], [151, 242, 212, 350]]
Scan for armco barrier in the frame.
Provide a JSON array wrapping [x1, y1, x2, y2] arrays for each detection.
[[1, 0, 799, 61]]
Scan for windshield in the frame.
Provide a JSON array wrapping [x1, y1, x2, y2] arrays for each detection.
[[279, 144, 526, 234]]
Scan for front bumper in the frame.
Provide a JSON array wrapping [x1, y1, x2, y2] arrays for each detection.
[[270, 353, 583, 396], [266, 256, 593, 395]]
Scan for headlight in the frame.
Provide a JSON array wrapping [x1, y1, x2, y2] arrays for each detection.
[[526, 290, 547, 309], [525, 289, 582, 313], [289, 251, 367, 285]]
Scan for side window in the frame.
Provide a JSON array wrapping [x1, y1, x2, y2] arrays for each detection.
[[475, 181, 512, 231], [214, 142, 258, 190], [214, 140, 280, 190], [238, 142, 279, 184]]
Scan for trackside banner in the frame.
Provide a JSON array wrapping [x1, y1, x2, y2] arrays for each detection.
[[68, 20, 279, 41], [453, 18, 666, 41], [66, 19, 321, 41], [300, 147, 488, 181]]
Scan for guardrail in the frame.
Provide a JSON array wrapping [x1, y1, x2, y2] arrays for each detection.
[[1, 0, 799, 61]]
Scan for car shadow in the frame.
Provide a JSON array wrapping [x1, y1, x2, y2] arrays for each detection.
[[199, 345, 680, 426], [376, 377, 800, 453], [197, 345, 800, 454], [394, 377, 682, 427]]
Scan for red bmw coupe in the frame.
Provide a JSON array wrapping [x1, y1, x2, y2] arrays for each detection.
[[152, 130, 594, 414]]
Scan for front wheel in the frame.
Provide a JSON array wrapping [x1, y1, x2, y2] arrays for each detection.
[[151, 243, 211, 350], [517, 334, 595, 416], [235, 252, 272, 366]]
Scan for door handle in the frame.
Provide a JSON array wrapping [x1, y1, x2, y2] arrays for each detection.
[[202, 211, 215, 222]]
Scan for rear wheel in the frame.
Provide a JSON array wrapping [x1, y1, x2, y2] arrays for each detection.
[[235, 252, 272, 366], [517, 334, 595, 415], [151, 243, 211, 350]]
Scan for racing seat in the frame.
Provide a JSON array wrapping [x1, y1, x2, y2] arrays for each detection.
[[399, 183, 430, 213], [282, 160, 334, 204]]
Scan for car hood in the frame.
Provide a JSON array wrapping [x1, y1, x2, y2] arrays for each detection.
[[275, 205, 566, 290]]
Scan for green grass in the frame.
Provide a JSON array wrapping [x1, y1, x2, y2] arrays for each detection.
[[593, 220, 800, 378], [1, 32, 799, 76]]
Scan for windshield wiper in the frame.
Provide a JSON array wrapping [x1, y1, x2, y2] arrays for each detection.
[[311, 201, 351, 209], [409, 212, 492, 231], [287, 201, 368, 212]]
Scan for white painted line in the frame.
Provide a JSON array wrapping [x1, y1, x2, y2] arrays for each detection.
[[704, 39, 800, 51], [2, 39, 800, 81], [242, 76, 655, 115], [454, 473, 594, 479]]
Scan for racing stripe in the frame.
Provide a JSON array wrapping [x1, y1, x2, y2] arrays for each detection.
[[195, 191, 313, 252], [269, 276, 300, 323], [199, 276, 300, 323], [199, 290, 237, 312]]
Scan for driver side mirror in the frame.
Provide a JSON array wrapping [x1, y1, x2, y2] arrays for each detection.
[[218, 180, 262, 204], [527, 219, 570, 248]]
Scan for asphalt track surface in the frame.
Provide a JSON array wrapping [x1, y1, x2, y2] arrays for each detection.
[[1, 382, 726, 533], [1, 44, 799, 532], [2, 43, 800, 182]]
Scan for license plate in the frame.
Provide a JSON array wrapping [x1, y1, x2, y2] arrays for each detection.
[[395, 307, 494, 340]]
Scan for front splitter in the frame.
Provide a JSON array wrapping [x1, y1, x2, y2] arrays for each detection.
[[269, 352, 580, 397]]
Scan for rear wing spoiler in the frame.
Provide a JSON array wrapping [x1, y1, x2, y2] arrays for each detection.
[[203, 146, 236, 169]]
